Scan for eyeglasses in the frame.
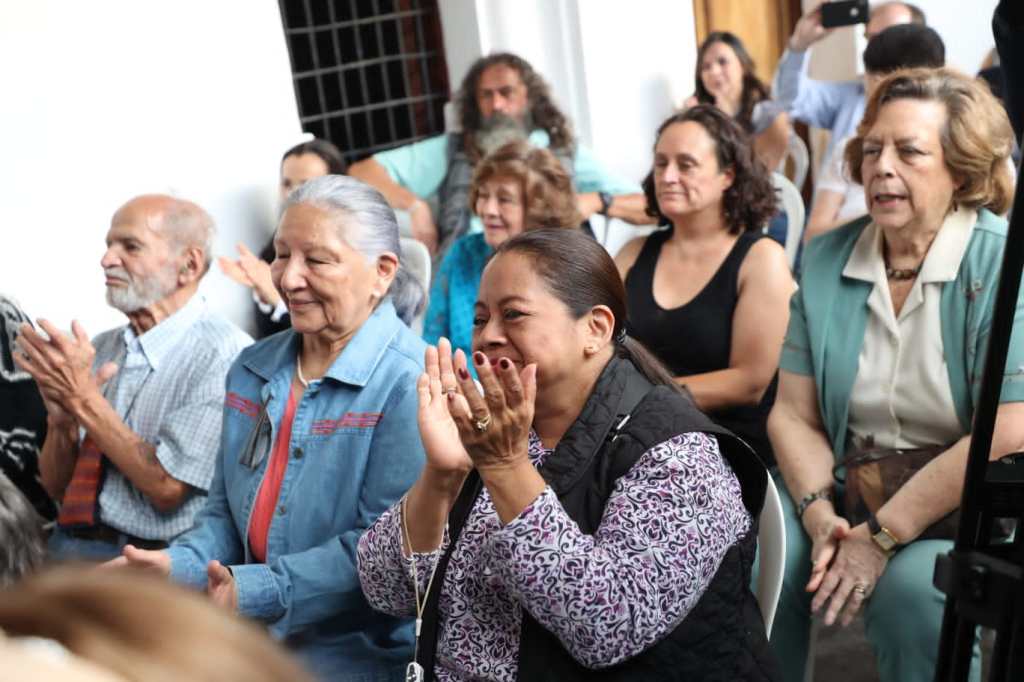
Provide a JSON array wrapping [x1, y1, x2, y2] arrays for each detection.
[[240, 397, 272, 469]]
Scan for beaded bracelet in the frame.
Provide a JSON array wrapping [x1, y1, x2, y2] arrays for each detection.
[[796, 487, 834, 518]]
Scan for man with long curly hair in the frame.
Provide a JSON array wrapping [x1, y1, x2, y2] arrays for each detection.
[[350, 53, 649, 256]]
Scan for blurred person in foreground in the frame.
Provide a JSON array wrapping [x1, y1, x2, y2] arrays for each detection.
[[0, 566, 312, 682], [0, 471, 45, 587]]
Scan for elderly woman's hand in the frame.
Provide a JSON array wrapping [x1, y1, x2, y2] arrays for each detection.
[[810, 523, 889, 627], [449, 350, 537, 474], [416, 338, 474, 475], [803, 505, 849, 593]]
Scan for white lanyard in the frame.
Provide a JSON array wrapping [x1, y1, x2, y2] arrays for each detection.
[[401, 494, 445, 682]]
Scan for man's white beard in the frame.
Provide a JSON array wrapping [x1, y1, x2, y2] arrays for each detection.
[[475, 112, 533, 156], [104, 265, 178, 314]]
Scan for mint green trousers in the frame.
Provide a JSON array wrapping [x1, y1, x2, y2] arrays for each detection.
[[763, 471, 980, 682]]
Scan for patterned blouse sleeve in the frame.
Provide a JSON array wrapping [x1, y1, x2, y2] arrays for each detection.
[[357, 500, 449, 618], [482, 431, 751, 669]]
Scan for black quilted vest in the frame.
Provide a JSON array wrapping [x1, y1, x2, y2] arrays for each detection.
[[417, 355, 781, 681]]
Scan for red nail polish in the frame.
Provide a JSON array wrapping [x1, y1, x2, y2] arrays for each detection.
[[474, 352, 485, 366], [499, 358, 510, 370], [458, 367, 469, 380]]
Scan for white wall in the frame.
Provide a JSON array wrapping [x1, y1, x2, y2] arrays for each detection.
[[915, 0, 998, 74], [0, 1, 302, 335], [804, 0, 999, 80]]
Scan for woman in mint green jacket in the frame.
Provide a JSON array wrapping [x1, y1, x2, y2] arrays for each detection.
[[766, 68, 1024, 682]]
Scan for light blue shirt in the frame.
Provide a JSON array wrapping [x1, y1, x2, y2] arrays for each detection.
[[92, 294, 251, 540], [773, 48, 866, 165], [167, 298, 424, 680], [375, 130, 640, 232]]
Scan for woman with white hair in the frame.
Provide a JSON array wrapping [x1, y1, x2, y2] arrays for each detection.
[[111, 175, 427, 681]]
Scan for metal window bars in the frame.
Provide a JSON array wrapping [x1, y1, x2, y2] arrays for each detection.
[[278, 0, 450, 164]]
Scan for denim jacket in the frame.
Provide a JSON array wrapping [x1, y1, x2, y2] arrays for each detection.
[[167, 299, 425, 681]]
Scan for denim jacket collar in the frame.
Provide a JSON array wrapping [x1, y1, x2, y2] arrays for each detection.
[[241, 298, 402, 389]]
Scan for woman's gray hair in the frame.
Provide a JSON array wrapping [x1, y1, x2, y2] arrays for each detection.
[[282, 175, 426, 325], [0, 472, 45, 587]]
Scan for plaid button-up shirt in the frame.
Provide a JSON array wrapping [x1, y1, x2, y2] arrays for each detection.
[[92, 294, 251, 540]]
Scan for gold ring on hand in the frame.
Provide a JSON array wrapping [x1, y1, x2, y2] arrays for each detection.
[[852, 584, 868, 595], [474, 414, 492, 432]]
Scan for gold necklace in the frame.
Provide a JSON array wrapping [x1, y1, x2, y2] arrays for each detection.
[[884, 263, 922, 281]]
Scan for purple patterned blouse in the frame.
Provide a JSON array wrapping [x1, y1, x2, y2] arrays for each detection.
[[357, 430, 751, 680]]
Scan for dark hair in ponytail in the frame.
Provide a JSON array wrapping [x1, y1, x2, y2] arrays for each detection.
[[491, 229, 686, 394]]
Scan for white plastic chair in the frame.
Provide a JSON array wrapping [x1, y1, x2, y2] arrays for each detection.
[[399, 236, 431, 334], [772, 172, 806, 269], [777, 133, 809, 190], [755, 473, 787, 638]]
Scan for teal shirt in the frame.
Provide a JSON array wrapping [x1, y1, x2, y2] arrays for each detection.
[[374, 130, 639, 204], [423, 232, 492, 359], [780, 209, 1024, 460]]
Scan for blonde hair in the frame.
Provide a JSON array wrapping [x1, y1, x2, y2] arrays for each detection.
[[0, 567, 312, 682], [469, 140, 582, 230], [844, 67, 1015, 215]]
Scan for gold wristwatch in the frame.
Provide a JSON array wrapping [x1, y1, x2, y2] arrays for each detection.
[[868, 513, 900, 557]]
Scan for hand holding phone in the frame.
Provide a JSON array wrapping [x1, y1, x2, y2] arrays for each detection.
[[790, 3, 833, 51], [820, 0, 869, 29]]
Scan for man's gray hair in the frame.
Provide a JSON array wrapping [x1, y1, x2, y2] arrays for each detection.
[[0, 472, 45, 587], [283, 175, 426, 325]]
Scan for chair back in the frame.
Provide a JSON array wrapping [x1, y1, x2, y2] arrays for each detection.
[[399, 236, 431, 334], [772, 172, 806, 269], [755, 473, 787, 638], [777, 133, 809, 190]]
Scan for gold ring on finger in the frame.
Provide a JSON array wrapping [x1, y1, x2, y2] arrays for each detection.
[[474, 414, 492, 432], [852, 584, 868, 595]]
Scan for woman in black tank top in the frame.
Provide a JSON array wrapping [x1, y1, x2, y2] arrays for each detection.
[[616, 107, 794, 465]]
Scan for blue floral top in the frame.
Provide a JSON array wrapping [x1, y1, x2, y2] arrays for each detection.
[[423, 232, 493, 359]]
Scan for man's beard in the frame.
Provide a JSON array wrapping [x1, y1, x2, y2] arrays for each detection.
[[474, 111, 534, 157], [104, 265, 178, 314]]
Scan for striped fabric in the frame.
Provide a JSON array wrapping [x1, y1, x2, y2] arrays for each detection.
[[310, 412, 382, 435], [56, 436, 104, 527]]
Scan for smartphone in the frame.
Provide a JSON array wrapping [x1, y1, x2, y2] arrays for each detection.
[[820, 0, 869, 28]]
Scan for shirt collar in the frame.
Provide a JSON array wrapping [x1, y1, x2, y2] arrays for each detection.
[[122, 293, 205, 371], [918, 208, 977, 283], [842, 221, 883, 283], [321, 298, 402, 388], [842, 208, 978, 285]]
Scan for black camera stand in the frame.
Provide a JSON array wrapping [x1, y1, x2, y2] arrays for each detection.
[[933, 160, 1024, 681]]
